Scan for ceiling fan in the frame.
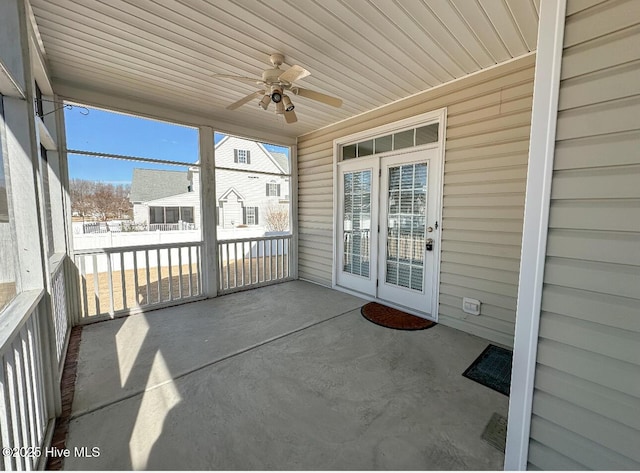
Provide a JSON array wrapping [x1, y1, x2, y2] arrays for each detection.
[[213, 53, 343, 124]]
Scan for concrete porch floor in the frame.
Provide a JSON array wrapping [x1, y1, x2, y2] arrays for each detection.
[[63, 280, 509, 470]]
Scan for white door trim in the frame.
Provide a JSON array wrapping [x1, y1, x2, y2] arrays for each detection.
[[504, 0, 566, 470], [332, 108, 446, 320]]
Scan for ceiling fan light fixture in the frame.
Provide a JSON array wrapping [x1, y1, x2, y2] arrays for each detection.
[[271, 86, 283, 103], [282, 95, 295, 112], [259, 94, 271, 110], [275, 101, 284, 114]]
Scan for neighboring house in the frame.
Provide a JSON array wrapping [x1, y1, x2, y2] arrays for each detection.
[[129, 135, 289, 231], [130, 168, 198, 230]]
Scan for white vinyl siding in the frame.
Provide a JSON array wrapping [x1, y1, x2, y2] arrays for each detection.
[[297, 54, 535, 346], [529, 0, 640, 470]]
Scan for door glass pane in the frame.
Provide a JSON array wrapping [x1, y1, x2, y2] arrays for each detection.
[[375, 135, 392, 154], [415, 123, 439, 145], [343, 170, 371, 278], [385, 163, 428, 291], [358, 140, 374, 157], [393, 129, 414, 150]]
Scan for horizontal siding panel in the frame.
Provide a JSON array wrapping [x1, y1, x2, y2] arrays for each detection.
[[563, 0, 640, 48], [541, 284, 640, 332], [441, 240, 522, 259], [559, 60, 640, 111], [441, 262, 519, 285], [532, 390, 640, 462], [444, 139, 530, 161], [442, 217, 524, 233], [439, 283, 517, 310], [444, 165, 527, 184], [444, 193, 525, 207], [530, 416, 638, 470], [440, 273, 518, 298], [446, 81, 533, 117], [560, 24, 640, 80], [556, 96, 640, 141], [544, 257, 640, 298], [554, 130, 640, 170], [446, 125, 531, 150], [528, 438, 587, 470], [536, 339, 640, 397], [447, 110, 533, 139], [444, 179, 527, 196], [566, 0, 609, 16], [440, 251, 521, 272], [445, 153, 528, 172], [442, 229, 522, 247], [298, 264, 332, 287], [550, 165, 640, 199], [535, 365, 640, 432], [443, 205, 524, 220], [546, 229, 640, 265], [548, 200, 640, 232], [437, 314, 513, 346], [539, 312, 640, 364]]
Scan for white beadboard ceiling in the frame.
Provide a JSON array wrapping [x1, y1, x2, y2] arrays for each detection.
[[30, 0, 539, 142]]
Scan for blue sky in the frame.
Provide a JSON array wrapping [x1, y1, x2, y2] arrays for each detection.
[[65, 106, 288, 184]]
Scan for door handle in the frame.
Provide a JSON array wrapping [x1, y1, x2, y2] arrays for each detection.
[[426, 238, 434, 251]]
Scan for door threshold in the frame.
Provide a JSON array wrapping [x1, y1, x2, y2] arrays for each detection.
[[333, 284, 437, 322]]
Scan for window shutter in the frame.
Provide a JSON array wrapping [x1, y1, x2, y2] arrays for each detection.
[[234, 149, 238, 163], [254, 207, 259, 225], [277, 184, 281, 196], [242, 206, 247, 224], [266, 183, 270, 196], [247, 150, 251, 164]]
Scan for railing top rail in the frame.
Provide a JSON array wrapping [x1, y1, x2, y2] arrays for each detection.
[[74, 240, 203, 256], [0, 289, 44, 354], [218, 234, 292, 245]]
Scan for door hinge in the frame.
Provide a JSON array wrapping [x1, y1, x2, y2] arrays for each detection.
[[377, 224, 380, 233], [376, 279, 379, 287], [435, 221, 439, 230], [379, 169, 382, 177]]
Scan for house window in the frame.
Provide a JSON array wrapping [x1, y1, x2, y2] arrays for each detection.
[[234, 149, 250, 164], [165, 207, 180, 224], [150, 206, 164, 224], [266, 182, 280, 197], [180, 206, 194, 223], [243, 206, 258, 225]]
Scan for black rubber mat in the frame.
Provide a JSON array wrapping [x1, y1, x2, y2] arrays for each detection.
[[462, 344, 512, 396]]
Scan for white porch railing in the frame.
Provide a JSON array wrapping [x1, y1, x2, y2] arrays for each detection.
[[148, 222, 197, 232], [50, 261, 68, 370], [0, 292, 52, 471], [218, 234, 292, 294], [74, 242, 203, 322]]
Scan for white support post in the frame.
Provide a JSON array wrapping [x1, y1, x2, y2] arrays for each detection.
[[199, 126, 218, 298], [290, 143, 299, 279], [504, 0, 567, 470]]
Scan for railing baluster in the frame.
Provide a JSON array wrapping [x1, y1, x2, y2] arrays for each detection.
[[20, 332, 36, 456], [133, 251, 139, 307], [92, 254, 100, 316], [107, 253, 115, 316], [178, 247, 183, 299], [261, 240, 266, 283], [0, 357, 15, 471], [156, 248, 162, 303], [13, 339, 31, 470], [188, 246, 193, 297], [218, 244, 224, 291], [196, 245, 202, 295], [225, 243, 231, 290], [234, 242, 239, 289], [120, 251, 127, 310], [249, 239, 254, 284], [79, 256, 89, 319], [241, 241, 246, 288], [5, 349, 24, 470], [145, 250, 151, 306], [168, 247, 173, 301], [26, 317, 43, 445]]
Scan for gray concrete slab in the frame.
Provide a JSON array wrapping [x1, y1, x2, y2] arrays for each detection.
[[65, 281, 508, 470], [72, 280, 364, 416]]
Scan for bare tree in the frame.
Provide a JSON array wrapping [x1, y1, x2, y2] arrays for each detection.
[[264, 202, 289, 232], [69, 179, 132, 221]]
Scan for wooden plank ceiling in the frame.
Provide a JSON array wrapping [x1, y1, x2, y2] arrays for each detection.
[[30, 0, 539, 141]]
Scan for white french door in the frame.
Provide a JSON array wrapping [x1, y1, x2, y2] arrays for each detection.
[[336, 148, 440, 319]]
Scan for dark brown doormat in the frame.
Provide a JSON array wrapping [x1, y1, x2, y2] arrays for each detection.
[[361, 302, 436, 330]]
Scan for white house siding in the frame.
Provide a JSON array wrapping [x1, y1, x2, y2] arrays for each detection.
[[215, 135, 287, 174], [141, 191, 201, 227], [297, 54, 535, 347], [528, 1, 640, 470]]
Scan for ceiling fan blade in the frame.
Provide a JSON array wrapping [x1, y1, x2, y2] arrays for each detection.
[[293, 87, 342, 108], [284, 109, 298, 124], [213, 74, 262, 86], [226, 90, 265, 110], [278, 65, 310, 84]]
